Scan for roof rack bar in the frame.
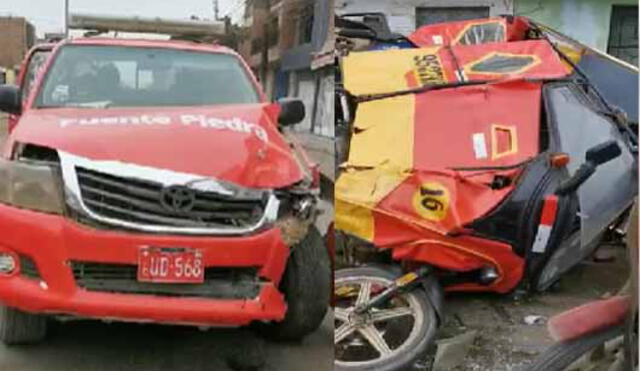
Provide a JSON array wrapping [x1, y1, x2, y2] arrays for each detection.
[[69, 13, 226, 38]]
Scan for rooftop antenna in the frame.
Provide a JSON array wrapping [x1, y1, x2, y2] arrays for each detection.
[[214, 0, 221, 21], [64, 0, 70, 38]]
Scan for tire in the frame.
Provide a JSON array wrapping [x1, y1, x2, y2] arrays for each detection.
[[334, 266, 438, 371], [254, 226, 330, 341], [524, 325, 625, 371], [0, 305, 47, 345]]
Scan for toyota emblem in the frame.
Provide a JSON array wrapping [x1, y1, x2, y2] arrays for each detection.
[[160, 185, 197, 213]]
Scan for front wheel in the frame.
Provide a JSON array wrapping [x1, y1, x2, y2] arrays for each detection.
[[334, 267, 438, 371], [253, 226, 330, 341], [524, 325, 625, 371], [0, 305, 47, 345]]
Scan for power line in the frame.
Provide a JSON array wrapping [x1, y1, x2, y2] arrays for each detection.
[[223, 0, 248, 19]]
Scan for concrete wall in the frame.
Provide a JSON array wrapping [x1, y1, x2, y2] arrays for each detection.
[[515, 0, 637, 52], [336, 0, 513, 35]]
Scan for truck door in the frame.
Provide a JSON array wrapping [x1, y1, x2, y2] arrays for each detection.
[[8, 46, 52, 132]]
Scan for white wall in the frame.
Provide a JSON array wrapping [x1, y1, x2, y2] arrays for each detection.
[[336, 0, 514, 35], [313, 70, 334, 137], [292, 70, 316, 132], [515, 0, 638, 52], [289, 68, 335, 180]]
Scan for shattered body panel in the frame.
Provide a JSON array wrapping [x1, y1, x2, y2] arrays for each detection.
[[6, 104, 302, 189], [336, 16, 638, 293], [408, 17, 530, 47]]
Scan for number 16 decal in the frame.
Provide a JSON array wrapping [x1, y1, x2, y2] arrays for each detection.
[[412, 181, 450, 221]]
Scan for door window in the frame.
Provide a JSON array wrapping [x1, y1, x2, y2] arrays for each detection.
[[416, 6, 490, 27], [21, 50, 51, 104], [545, 83, 636, 248], [608, 5, 638, 65]]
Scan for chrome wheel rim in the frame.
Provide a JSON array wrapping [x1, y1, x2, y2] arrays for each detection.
[[334, 275, 425, 368]]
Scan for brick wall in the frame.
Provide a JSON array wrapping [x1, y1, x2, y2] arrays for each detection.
[[0, 17, 34, 69]]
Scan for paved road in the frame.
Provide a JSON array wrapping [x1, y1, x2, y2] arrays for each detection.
[[0, 315, 333, 371], [0, 114, 333, 371]]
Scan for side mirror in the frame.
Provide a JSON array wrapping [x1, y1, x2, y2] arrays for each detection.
[[0, 85, 21, 115], [585, 140, 621, 166], [277, 98, 305, 127], [556, 140, 621, 196]]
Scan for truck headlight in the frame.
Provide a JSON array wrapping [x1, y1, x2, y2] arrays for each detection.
[[0, 158, 64, 214]]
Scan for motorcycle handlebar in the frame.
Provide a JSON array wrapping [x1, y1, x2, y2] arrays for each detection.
[[555, 163, 596, 196]]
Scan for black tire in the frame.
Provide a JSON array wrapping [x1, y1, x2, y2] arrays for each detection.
[[0, 305, 47, 345], [525, 325, 625, 371], [335, 266, 438, 371], [254, 226, 330, 341]]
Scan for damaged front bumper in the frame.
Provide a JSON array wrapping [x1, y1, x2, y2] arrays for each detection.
[[0, 203, 290, 326]]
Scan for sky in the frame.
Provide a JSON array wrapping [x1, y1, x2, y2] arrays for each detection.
[[0, 0, 244, 37]]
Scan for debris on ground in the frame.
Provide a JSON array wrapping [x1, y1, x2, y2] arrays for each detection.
[[432, 331, 478, 371], [416, 245, 628, 370], [523, 316, 546, 326]]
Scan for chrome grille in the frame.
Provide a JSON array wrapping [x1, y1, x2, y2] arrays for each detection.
[[76, 167, 265, 229]]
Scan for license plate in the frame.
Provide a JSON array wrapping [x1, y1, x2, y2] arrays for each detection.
[[137, 247, 204, 283]]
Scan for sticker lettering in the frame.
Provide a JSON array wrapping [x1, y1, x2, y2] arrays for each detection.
[[412, 182, 450, 221], [472, 133, 488, 159], [412, 54, 446, 86], [59, 115, 269, 142]]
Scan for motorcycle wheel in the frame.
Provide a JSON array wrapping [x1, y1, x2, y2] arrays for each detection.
[[334, 266, 437, 371], [524, 325, 625, 371]]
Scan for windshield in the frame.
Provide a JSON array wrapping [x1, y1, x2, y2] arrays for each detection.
[[36, 45, 260, 108]]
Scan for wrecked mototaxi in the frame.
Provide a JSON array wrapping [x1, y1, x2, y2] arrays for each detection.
[[336, 16, 638, 293]]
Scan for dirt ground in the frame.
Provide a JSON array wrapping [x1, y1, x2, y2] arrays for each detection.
[[415, 243, 630, 371]]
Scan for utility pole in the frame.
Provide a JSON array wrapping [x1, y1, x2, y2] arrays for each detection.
[[260, 0, 270, 86], [64, 0, 70, 38], [213, 0, 220, 21]]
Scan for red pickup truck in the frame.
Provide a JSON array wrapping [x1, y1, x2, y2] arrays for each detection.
[[0, 38, 330, 344]]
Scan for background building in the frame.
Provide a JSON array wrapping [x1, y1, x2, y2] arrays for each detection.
[[336, 0, 638, 65], [240, 0, 335, 189], [0, 16, 35, 77], [516, 0, 638, 65], [336, 0, 512, 35]]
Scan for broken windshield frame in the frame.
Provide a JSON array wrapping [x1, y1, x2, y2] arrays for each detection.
[[336, 13, 411, 43]]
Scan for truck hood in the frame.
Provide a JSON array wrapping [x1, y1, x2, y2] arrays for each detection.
[[7, 104, 304, 188]]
